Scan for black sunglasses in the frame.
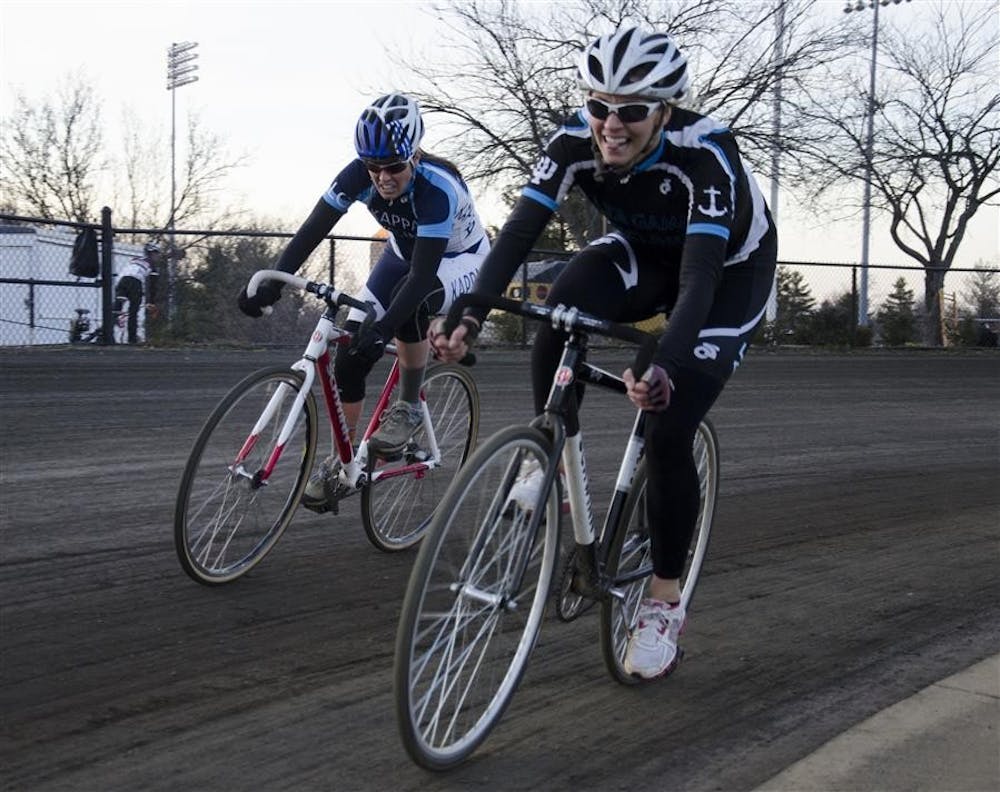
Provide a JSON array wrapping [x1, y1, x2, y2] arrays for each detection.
[[586, 97, 662, 124], [363, 159, 409, 174]]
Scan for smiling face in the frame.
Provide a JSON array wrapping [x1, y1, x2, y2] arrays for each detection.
[[586, 91, 668, 168], [364, 157, 416, 200]]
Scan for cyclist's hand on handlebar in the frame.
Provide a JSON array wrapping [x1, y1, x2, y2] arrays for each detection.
[[429, 316, 479, 362], [237, 281, 282, 318], [350, 322, 388, 364], [623, 364, 672, 412]]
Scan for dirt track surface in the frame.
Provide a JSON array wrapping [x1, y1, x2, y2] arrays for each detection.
[[2, 345, 998, 791]]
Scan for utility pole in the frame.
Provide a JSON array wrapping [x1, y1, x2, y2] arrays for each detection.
[[767, 0, 786, 323], [843, 0, 912, 327], [166, 41, 199, 324]]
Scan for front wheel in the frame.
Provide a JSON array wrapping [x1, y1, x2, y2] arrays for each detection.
[[174, 366, 318, 585], [362, 363, 479, 552], [394, 425, 561, 770], [600, 418, 719, 685]]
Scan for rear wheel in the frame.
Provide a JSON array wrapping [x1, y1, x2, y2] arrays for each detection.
[[600, 419, 719, 684], [362, 364, 479, 552], [174, 366, 317, 585], [394, 425, 560, 770]]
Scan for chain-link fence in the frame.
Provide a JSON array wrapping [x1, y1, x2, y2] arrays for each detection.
[[2, 210, 996, 348], [0, 212, 138, 345], [771, 259, 999, 347]]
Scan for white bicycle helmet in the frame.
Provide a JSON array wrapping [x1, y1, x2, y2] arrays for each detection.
[[354, 93, 425, 161], [577, 26, 690, 103]]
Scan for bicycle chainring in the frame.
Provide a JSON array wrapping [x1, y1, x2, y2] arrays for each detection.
[[554, 549, 598, 622]]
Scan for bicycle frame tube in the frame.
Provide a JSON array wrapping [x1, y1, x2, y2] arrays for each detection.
[[361, 357, 401, 442], [557, 347, 648, 555], [315, 334, 355, 466], [562, 433, 596, 546], [361, 359, 446, 484], [613, 412, 646, 496], [415, 387, 441, 463]]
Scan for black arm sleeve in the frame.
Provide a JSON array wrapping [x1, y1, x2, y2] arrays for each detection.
[[654, 235, 726, 377], [467, 196, 554, 324], [377, 236, 450, 334], [274, 198, 344, 274]]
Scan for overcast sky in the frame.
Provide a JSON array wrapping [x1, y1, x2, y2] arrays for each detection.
[[2, 0, 997, 275]]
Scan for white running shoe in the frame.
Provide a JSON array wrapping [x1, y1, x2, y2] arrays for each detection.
[[623, 598, 686, 679], [505, 459, 569, 514]]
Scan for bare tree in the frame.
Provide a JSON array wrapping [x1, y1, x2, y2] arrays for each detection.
[[0, 74, 105, 222], [115, 107, 168, 232], [114, 109, 249, 243], [390, 0, 852, 246], [170, 113, 249, 234], [2, 75, 249, 240], [794, 2, 1000, 345]]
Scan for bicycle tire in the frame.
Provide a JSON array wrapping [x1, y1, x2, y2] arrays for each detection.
[[361, 363, 479, 552], [599, 418, 720, 685], [394, 425, 561, 770], [174, 366, 318, 585]]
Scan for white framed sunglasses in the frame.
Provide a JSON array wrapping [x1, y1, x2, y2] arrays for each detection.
[[585, 96, 663, 123]]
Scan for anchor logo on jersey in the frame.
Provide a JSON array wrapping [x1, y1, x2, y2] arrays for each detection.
[[697, 185, 728, 218]]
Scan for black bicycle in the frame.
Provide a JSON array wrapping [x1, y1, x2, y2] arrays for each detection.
[[68, 300, 142, 345], [393, 294, 719, 770]]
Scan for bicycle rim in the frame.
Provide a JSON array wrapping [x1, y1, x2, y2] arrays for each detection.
[[362, 364, 479, 552], [174, 366, 317, 585], [394, 425, 560, 770], [600, 419, 719, 684]]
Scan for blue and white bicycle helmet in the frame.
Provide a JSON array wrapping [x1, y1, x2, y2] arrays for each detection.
[[353, 93, 425, 161], [577, 26, 690, 103]]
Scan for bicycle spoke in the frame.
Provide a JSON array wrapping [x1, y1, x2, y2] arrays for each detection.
[[362, 365, 479, 552], [175, 368, 316, 585], [600, 419, 719, 685], [396, 426, 559, 769]]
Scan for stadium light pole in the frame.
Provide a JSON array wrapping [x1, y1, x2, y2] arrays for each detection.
[[843, 0, 911, 327], [166, 41, 199, 322], [767, 0, 786, 324]]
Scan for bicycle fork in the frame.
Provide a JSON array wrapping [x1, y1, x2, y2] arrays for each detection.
[[234, 319, 340, 487]]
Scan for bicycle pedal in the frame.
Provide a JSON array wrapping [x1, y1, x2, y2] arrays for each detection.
[[405, 445, 431, 463]]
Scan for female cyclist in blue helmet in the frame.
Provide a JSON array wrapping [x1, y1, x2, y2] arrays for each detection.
[[239, 92, 489, 514]]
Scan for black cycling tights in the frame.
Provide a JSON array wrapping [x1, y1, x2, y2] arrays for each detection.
[[642, 367, 723, 580], [334, 320, 374, 402], [529, 252, 724, 580], [333, 299, 432, 403]]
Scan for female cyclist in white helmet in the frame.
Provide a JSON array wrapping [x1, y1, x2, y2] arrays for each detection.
[[432, 26, 777, 681]]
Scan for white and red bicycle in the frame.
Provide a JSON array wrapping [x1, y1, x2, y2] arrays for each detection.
[[174, 269, 480, 585]]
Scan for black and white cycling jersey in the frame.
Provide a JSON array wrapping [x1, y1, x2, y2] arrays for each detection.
[[323, 157, 487, 260], [474, 104, 777, 381]]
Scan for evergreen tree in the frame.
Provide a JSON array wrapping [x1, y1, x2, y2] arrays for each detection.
[[174, 235, 312, 344], [808, 291, 858, 347], [772, 266, 816, 344], [876, 278, 917, 346], [954, 265, 1000, 346]]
